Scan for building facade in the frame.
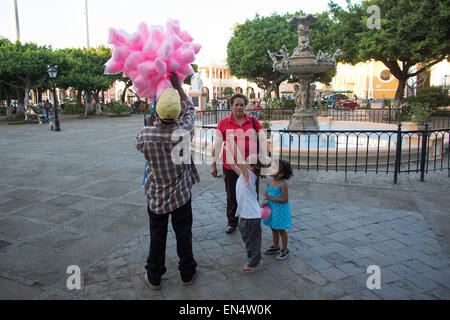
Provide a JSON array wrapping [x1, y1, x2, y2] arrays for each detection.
[[331, 60, 400, 100], [196, 60, 265, 102]]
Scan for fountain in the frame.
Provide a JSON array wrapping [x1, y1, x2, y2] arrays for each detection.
[[268, 14, 343, 130]]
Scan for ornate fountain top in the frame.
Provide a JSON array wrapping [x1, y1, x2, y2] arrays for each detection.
[[287, 14, 317, 57]]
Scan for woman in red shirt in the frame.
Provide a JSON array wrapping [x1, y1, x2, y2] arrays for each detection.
[[210, 94, 265, 234]]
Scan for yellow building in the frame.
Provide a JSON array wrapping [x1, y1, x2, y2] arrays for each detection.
[[332, 60, 400, 100]]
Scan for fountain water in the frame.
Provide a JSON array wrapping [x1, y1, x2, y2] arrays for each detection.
[[268, 14, 343, 130]]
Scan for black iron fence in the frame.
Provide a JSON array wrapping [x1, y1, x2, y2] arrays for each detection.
[[192, 123, 450, 183], [195, 107, 450, 129]]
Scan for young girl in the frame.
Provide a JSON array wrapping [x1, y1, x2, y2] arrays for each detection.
[[225, 140, 262, 273], [262, 159, 293, 260]]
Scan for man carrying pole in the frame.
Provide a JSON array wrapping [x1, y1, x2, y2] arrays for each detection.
[[135, 73, 199, 290]]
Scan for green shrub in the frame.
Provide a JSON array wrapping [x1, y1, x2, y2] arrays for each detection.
[[261, 119, 272, 130], [280, 98, 296, 108], [409, 102, 432, 125], [62, 103, 84, 114], [110, 102, 129, 115], [406, 86, 450, 111], [8, 120, 27, 125], [358, 102, 371, 109]]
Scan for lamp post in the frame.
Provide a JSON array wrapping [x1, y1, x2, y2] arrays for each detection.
[[47, 65, 61, 131]]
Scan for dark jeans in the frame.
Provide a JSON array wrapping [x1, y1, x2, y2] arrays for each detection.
[[223, 167, 259, 228], [145, 199, 197, 284]]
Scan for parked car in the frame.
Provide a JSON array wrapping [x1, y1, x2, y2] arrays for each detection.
[[334, 99, 358, 109], [325, 94, 349, 107]]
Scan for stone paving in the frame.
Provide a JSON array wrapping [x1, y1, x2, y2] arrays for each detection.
[[0, 114, 449, 300]]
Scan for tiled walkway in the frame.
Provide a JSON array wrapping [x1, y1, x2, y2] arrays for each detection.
[[0, 115, 449, 299]]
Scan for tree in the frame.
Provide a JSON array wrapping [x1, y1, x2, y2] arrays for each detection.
[[227, 13, 296, 100], [183, 64, 198, 85], [57, 46, 118, 117], [223, 87, 234, 98], [329, 0, 450, 108], [0, 40, 56, 118], [227, 12, 339, 100]]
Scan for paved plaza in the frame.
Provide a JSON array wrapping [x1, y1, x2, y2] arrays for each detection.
[[0, 114, 449, 300]]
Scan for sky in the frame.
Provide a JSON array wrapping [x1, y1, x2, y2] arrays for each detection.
[[0, 0, 352, 62]]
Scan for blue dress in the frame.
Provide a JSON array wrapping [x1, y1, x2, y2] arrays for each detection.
[[262, 179, 292, 230]]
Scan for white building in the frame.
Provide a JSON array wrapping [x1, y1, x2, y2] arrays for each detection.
[[195, 59, 265, 102]]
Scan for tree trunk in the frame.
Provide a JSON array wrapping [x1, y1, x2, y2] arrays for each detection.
[[95, 92, 102, 115], [121, 83, 132, 103], [264, 83, 274, 101], [76, 90, 82, 105], [15, 87, 25, 119], [393, 78, 407, 109], [84, 91, 92, 118], [274, 83, 280, 100], [5, 89, 12, 119], [24, 86, 30, 111]]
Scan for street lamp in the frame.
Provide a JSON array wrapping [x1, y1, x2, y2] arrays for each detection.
[[47, 65, 61, 131]]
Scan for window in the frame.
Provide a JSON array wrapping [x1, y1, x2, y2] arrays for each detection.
[[379, 69, 393, 82]]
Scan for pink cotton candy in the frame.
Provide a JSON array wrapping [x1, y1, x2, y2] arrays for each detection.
[[138, 22, 150, 42], [179, 30, 193, 42], [261, 206, 271, 220], [177, 63, 194, 76], [166, 19, 181, 36], [191, 43, 202, 54], [174, 48, 195, 64], [123, 68, 138, 79], [124, 51, 145, 70], [112, 46, 131, 62], [168, 59, 180, 72], [157, 40, 173, 60], [156, 78, 172, 99], [142, 40, 158, 59], [129, 32, 144, 50], [108, 28, 130, 46], [150, 25, 164, 45], [134, 75, 154, 90], [170, 34, 184, 50], [106, 20, 201, 100], [104, 59, 124, 74], [137, 61, 156, 77], [154, 58, 167, 75]]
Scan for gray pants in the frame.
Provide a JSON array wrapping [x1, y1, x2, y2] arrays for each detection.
[[238, 218, 262, 267]]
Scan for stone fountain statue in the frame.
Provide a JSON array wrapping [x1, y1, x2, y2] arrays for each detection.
[[268, 14, 343, 130]]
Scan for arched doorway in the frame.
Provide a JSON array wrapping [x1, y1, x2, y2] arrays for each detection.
[[203, 87, 209, 101], [246, 87, 255, 99], [235, 87, 243, 94]]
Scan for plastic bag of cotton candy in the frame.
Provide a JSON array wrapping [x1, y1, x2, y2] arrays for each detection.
[[105, 19, 201, 100]]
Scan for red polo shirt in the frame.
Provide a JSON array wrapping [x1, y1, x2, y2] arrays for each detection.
[[216, 114, 263, 170]]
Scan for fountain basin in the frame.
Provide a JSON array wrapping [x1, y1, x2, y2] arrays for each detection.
[[275, 56, 335, 75]]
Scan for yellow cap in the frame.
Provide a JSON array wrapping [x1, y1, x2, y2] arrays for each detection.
[[156, 88, 181, 121]]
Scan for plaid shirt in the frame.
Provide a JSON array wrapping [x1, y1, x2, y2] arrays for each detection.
[[135, 99, 200, 214]]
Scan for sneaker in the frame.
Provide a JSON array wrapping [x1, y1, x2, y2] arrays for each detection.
[[264, 246, 280, 255], [144, 273, 161, 290], [182, 272, 197, 286], [276, 249, 290, 260], [243, 260, 263, 274], [225, 226, 235, 234]]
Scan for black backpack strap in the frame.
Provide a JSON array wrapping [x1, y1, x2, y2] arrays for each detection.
[[251, 116, 259, 155]]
